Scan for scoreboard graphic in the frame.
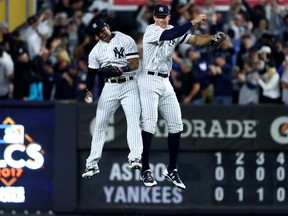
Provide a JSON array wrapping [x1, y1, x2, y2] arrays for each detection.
[[78, 104, 288, 215], [0, 102, 54, 210]]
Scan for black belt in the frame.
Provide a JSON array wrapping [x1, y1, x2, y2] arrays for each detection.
[[105, 76, 134, 83], [148, 71, 169, 78]]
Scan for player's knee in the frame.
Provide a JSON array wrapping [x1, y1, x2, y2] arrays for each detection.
[[141, 122, 157, 134], [168, 123, 183, 134]]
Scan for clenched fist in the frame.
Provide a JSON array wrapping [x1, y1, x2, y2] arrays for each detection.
[[191, 14, 207, 25]]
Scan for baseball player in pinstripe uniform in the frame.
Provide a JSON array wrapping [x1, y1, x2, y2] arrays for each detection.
[[137, 4, 227, 189], [82, 19, 143, 178]]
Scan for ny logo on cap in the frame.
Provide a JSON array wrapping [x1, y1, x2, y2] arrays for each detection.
[[93, 23, 97, 29], [159, 7, 164, 12]]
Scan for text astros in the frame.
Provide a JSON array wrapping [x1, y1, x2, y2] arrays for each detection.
[[103, 163, 183, 204]]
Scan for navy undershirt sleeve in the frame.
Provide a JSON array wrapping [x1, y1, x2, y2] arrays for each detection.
[[160, 22, 193, 41], [86, 68, 98, 91]]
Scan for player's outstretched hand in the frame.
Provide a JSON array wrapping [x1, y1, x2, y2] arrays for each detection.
[[84, 91, 93, 103], [191, 14, 207, 25]]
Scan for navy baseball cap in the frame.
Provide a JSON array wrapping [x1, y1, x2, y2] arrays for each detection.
[[153, 4, 170, 17], [91, 19, 107, 34]]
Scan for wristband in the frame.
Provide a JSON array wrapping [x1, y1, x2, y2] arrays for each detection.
[[120, 65, 131, 72]]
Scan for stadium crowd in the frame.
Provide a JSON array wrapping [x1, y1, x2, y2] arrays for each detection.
[[0, 0, 287, 105]]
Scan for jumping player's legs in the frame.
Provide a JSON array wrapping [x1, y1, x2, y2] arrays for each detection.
[[120, 81, 143, 162], [85, 86, 120, 169], [159, 81, 183, 170], [138, 76, 160, 173], [158, 81, 186, 189]]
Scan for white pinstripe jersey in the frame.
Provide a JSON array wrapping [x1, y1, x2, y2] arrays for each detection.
[[88, 31, 139, 76], [142, 24, 190, 73]]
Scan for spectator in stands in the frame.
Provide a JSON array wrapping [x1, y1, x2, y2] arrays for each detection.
[[238, 59, 260, 105], [170, 0, 195, 26], [236, 33, 255, 70], [70, 0, 85, 12], [37, 8, 54, 40], [81, 8, 101, 29], [241, 0, 266, 30], [134, 0, 159, 25], [226, 29, 240, 66], [88, 0, 111, 15], [54, 0, 75, 17], [210, 11, 225, 35], [214, 35, 236, 66], [72, 34, 94, 62], [0, 22, 13, 56], [257, 32, 273, 48], [272, 39, 286, 71], [171, 47, 200, 104], [280, 56, 288, 104], [23, 70, 44, 101], [226, 0, 244, 24], [179, 63, 200, 104], [257, 45, 272, 74], [231, 65, 242, 104], [170, 57, 184, 101], [135, 3, 154, 34], [2, 0, 288, 107], [186, 46, 213, 104], [41, 60, 56, 100], [10, 31, 33, 100], [284, 43, 288, 56], [70, 10, 85, 45], [200, 0, 216, 24], [257, 60, 281, 104], [283, 14, 288, 42], [67, 19, 79, 55], [0, 22, 9, 46], [75, 56, 89, 101], [253, 18, 269, 42], [54, 48, 75, 100], [0, 45, 14, 99], [265, 0, 285, 38], [53, 12, 69, 43], [23, 14, 45, 60], [209, 52, 233, 104], [224, 13, 247, 41], [0, 44, 14, 79]]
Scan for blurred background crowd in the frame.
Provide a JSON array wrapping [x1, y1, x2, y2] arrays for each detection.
[[0, 0, 288, 105]]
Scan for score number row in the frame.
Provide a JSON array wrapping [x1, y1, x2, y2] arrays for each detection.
[[212, 151, 288, 204]]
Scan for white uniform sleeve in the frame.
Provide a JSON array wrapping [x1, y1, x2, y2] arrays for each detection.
[[88, 45, 100, 69], [124, 35, 139, 60], [143, 24, 164, 44]]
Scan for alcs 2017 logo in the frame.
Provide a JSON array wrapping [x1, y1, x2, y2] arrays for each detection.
[[0, 117, 45, 187]]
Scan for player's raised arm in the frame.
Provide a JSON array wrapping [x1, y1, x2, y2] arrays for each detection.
[[187, 31, 228, 49], [159, 14, 207, 41]]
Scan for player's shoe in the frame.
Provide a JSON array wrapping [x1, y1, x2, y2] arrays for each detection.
[[128, 158, 142, 170], [82, 165, 100, 179], [163, 168, 186, 190], [140, 170, 157, 187]]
